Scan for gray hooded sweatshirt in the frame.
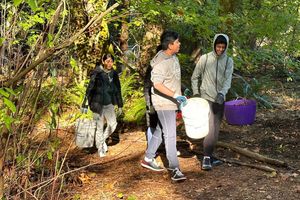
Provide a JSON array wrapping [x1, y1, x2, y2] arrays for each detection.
[[191, 33, 234, 102], [150, 50, 182, 110]]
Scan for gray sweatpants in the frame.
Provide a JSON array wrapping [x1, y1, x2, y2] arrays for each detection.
[[203, 101, 224, 157], [93, 104, 117, 150], [145, 110, 179, 169]]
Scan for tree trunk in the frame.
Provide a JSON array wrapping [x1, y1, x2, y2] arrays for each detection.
[[0, 128, 9, 199], [119, 0, 130, 47], [0, 152, 4, 199]]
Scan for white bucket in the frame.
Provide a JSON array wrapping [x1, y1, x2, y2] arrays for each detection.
[[181, 97, 210, 139]]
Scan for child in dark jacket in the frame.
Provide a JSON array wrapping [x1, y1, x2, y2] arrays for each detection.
[[85, 53, 123, 157]]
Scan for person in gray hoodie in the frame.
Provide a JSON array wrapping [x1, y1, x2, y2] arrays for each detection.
[[191, 33, 234, 170], [140, 31, 187, 181]]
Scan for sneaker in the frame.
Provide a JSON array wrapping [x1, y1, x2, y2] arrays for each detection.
[[202, 156, 212, 170], [141, 159, 164, 172], [211, 157, 223, 166], [98, 146, 106, 158], [171, 168, 186, 181], [103, 142, 108, 152]]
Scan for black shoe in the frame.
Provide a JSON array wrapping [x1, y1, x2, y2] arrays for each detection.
[[211, 157, 223, 166], [202, 156, 212, 170], [171, 168, 186, 181]]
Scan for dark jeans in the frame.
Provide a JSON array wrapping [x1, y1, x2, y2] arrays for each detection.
[[203, 101, 224, 157]]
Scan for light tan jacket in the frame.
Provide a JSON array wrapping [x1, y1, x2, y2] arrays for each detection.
[[151, 50, 182, 110]]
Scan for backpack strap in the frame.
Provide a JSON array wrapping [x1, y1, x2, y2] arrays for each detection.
[[224, 56, 229, 76]]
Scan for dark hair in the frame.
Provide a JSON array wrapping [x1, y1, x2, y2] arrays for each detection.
[[102, 53, 114, 63], [160, 30, 179, 50], [214, 35, 227, 46], [156, 44, 162, 53]]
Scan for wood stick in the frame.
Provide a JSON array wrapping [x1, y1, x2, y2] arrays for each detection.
[[190, 149, 277, 173], [218, 158, 277, 173], [216, 141, 288, 167]]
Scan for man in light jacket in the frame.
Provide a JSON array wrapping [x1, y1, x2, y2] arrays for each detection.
[[191, 33, 234, 170], [141, 30, 187, 181]]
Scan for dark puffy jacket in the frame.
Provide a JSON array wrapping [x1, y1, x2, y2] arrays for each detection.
[[85, 67, 123, 114]]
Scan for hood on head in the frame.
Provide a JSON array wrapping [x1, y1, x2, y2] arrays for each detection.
[[213, 33, 229, 56]]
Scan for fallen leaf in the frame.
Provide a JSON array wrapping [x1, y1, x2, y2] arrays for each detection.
[[88, 172, 97, 178], [78, 173, 91, 184], [265, 171, 277, 178], [104, 181, 117, 190], [116, 192, 123, 199], [280, 173, 291, 181]]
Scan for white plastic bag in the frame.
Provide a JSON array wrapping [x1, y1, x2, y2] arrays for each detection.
[[75, 118, 96, 148], [181, 97, 210, 139]]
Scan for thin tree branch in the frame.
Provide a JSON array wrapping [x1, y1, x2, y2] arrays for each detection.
[[1, 3, 119, 88]]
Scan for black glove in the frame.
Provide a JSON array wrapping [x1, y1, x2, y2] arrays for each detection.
[[215, 93, 224, 104], [193, 93, 201, 98]]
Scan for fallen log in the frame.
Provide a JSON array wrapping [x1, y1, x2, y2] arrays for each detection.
[[216, 141, 288, 167], [218, 158, 277, 173], [190, 149, 277, 173]]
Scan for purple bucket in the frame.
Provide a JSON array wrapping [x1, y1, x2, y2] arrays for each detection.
[[224, 99, 256, 125]]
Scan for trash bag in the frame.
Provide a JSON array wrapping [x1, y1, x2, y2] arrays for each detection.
[[75, 118, 96, 148], [181, 97, 210, 139]]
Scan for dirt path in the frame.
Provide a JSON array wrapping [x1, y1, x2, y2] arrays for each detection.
[[62, 106, 300, 200]]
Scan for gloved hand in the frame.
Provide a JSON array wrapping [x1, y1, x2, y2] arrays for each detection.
[[215, 93, 224, 104], [173, 93, 187, 108], [147, 105, 156, 115], [193, 93, 201, 98], [117, 107, 123, 117]]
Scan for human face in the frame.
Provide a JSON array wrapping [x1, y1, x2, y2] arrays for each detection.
[[103, 57, 114, 70], [169, 39, 181, 54], [215, 43, 226, 56]]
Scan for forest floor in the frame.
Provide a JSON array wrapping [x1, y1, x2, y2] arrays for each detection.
[[32, 83, 300, 200]]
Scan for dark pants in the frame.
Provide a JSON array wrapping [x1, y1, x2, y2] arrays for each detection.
[[146, 111, 159, 129], [145, 111, 158, 142], [203, 101, 224, 157]]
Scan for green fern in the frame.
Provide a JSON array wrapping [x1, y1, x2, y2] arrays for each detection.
[[119, 71, 146, 124]]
